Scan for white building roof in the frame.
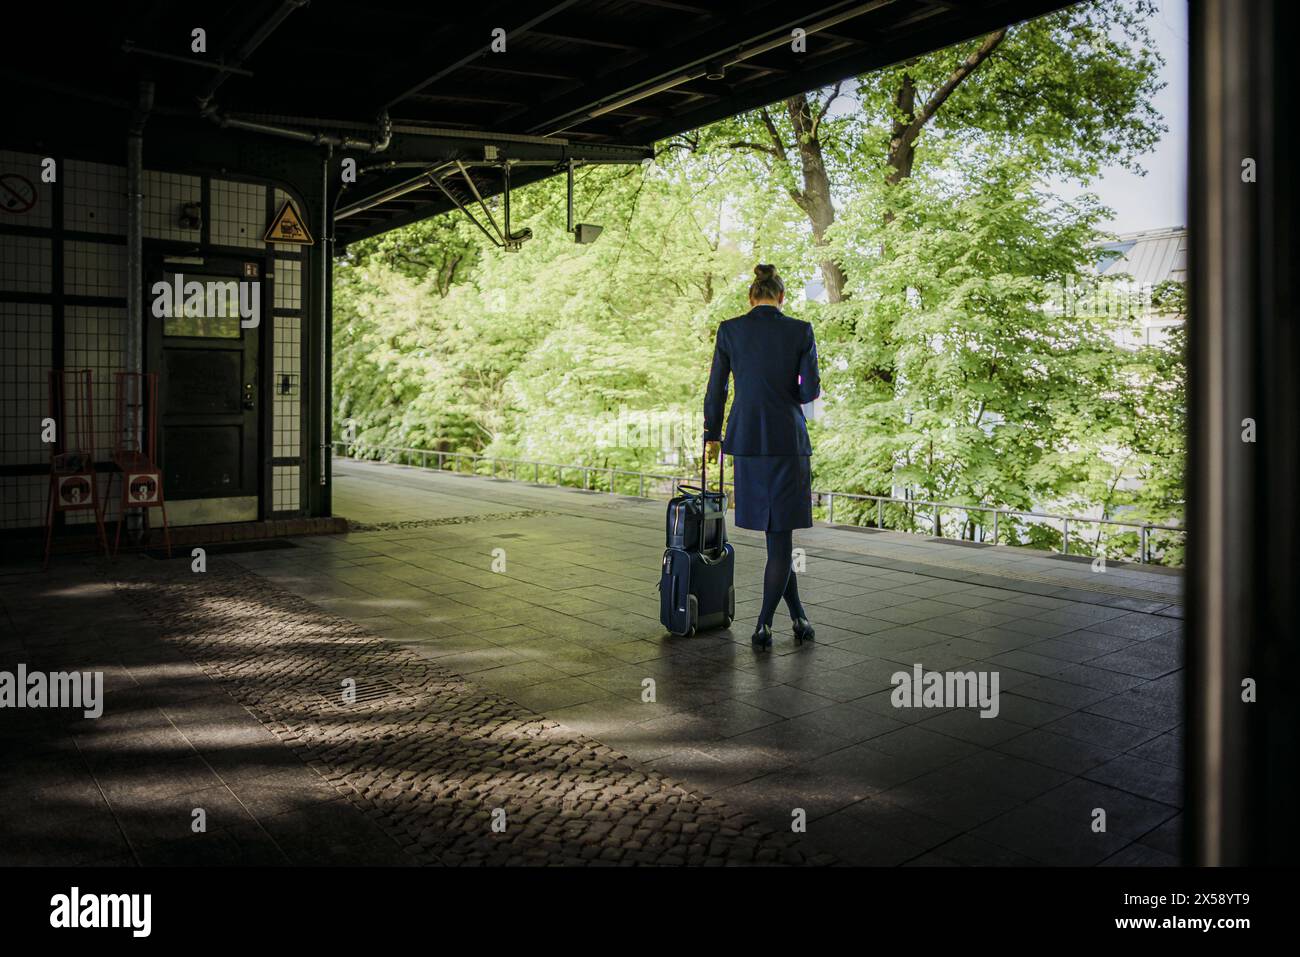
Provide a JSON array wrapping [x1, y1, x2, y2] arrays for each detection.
[[1093, 225, 1188, 287]]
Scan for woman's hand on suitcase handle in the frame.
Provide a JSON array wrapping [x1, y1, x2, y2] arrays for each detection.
[[704, 440, 721, 493]]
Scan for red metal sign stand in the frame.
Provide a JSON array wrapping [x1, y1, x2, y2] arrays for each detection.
[[111, 371, 171, 558], [43, 369, 110, 568]]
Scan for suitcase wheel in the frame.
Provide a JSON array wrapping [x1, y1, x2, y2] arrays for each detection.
[[722, 615, 732, 629]]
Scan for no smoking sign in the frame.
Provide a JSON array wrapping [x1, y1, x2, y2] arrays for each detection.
[[0, 174, 37, 214]]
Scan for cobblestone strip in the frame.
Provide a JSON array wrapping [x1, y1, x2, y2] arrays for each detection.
[[346, 510, 555, 532], [115, 561, 834, 866]]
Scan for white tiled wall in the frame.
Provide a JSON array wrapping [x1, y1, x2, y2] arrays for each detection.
[[273, 258, 302, 310], [143, 170, 202, 241], [272, 250, 304, 511], [0, 164, 311, 527], [65, 305, 126, 455], [274, 313, 301, 459], [65, 160, 127, 235], [0, 303, 52, 467], [0, 300, 53, 529], [64, 240, 127, 298], [211, 179, 266, 249], [0, 475, 47, 530], [0, 234, 52, 293], [273, 465, 300, 512]]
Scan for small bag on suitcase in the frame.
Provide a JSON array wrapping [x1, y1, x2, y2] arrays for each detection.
[[659, 440, 735, 637]]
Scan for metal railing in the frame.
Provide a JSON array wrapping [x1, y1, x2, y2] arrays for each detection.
[[332, 440, 1185, 566], [815, 489, 1183, 565]]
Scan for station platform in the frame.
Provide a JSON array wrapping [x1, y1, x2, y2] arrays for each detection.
[[0, 456, 1183, 865]]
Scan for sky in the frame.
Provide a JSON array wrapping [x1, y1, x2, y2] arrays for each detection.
[[1053, 0, 1189, 235]]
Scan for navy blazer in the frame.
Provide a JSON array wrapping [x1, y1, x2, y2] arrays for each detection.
[[703, 304, 821, 456]]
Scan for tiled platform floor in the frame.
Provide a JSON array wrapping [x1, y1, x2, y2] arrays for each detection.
[[0, 457, 1183, 865]]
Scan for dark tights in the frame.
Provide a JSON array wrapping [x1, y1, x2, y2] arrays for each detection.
[[758, 529, 807, 628]]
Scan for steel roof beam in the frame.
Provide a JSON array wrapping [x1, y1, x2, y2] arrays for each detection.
[[332, 130, 650, 221], [622, 0, 719, 14], [630, 0, 1070, 143], [379, 1, 581, 110], [523, 29, 641, 51], [459, 60, 584, 82], [495, 0, 887, 136]]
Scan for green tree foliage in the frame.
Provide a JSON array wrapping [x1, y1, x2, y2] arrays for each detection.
[[858, 0, 1166, 184], [332, 0, 1186, 563], [814, 153, 1123, 534], [335, 153, 752, 471]]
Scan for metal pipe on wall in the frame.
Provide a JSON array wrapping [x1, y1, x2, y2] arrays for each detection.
[[125, 80, 153, 380], [190, 0, 389, 155], [123, 79, 153, 540], [566, 158, 574, 233], [320, 147, 332, 493], [203, 110, 392, 152]]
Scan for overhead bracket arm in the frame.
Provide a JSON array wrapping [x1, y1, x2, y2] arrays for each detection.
[[563, 157, 602, 244], [566, 158, 574, 234], [502, 161, 532, 249], [428, 172, 504, 248], [430, 160, 531, 250]]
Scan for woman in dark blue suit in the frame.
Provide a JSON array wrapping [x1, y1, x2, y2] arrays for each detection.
[[704, 264, 820, 650]]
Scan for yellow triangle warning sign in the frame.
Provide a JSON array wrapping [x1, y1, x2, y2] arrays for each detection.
[[264, 200, 314, 244]]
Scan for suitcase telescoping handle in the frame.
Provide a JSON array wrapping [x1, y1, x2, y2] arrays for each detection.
[[701, 432, 726, 493], [697, 433, 728, 557]]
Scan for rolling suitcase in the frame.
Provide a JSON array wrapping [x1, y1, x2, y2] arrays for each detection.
[[659, 440, 735, 637]]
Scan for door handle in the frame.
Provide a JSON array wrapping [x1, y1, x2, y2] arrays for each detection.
[[242, 397, 256, 410]]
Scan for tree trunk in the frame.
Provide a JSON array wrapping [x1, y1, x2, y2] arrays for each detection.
[[873, 31, 1007, 384], [886, 30, 1007, 189], [786, 93, 847, 303], [886, 72, 919, 188]]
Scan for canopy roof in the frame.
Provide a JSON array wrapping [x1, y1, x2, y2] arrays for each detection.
[[8, 0, 1067, 243]]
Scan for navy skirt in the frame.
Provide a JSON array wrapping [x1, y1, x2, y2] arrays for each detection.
[[730, 454, 813, 532]]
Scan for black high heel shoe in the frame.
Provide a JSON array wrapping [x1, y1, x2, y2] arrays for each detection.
[[751, 623, 773, 650], [793, 617, 816, 643]]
